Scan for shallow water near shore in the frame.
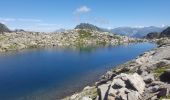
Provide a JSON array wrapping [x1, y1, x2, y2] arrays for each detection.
[[0, 42, 156, 100]]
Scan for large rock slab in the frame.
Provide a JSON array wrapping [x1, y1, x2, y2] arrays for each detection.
[[127, 73, 145, 94], [98, 83, 110, 100]]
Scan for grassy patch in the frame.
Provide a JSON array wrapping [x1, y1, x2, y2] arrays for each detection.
[[78, 30, 92, 39], [160, 94, 170, 100], [154, 67, 166, 78], [8, 44, 17, 49], [153, 64, 170, 78], [0, 36, 5, 41]]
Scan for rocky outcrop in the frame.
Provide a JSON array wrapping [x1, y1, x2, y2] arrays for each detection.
[[75, 23, 102, 32], [63, 40, 170, 100]]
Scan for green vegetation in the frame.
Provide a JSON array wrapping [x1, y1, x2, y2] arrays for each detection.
[[160, 94, 170, 100], [75, 23, 102, 32], [8, 44, 17, 49], [154, 67, 166, 77], [0, 36, 5, 41], [79, 87, 98, 99], [78, 30, 92, 38], [153, 64, 170, 78]]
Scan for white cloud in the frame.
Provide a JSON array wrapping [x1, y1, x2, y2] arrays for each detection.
[[107, 27, 112, 30], [76, 6, 91, 13], [161, 24, 169, 27], [0, 17, 42, 23], [134, 26, 145, 28], [17, 18, 42, 22], [18, 23, 62, 32], [36, 23, 58, 26], [0, 17, 16, 22], [0, 17, 60, 32]]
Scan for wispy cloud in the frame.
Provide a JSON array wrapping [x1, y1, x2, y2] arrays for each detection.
[[0, 17, 16, 22], [18, 18, 42, 22], [75, 6, 91, 13], [0, 17, 42, 23], [36, 23, 58, 26], [0, 17, 61, 32]]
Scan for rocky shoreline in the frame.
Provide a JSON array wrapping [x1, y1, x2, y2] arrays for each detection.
[[63, 39, 170, 100], [0, 29, 141, 53]]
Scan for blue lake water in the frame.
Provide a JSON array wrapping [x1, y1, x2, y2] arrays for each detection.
[[0, 42, 156, 100]]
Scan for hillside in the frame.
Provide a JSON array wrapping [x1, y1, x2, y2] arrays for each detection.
[[145, 32, 160, 39], [0, 23, 10, 33], [160, 27, 170, 37], [145, 27, 170, 39]]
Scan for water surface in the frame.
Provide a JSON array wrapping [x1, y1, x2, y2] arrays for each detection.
[[0, 43, 156, 100]]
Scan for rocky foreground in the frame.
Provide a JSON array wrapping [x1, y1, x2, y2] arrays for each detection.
[[63, 39, 170, 100], [0, 29, 139, 52]]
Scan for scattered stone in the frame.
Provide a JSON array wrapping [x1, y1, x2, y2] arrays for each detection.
[[127, 91, 140, 100], [107, 95, 115, 100], [112, 78, 126, 89], [70, 93, 79, 100], [114, 73, 129, 81], [95, 96, 99, 100], [155, 61, 169, 68], [151, 95, 158, 100], [81, 97, 92, 100], [157, 88, 169, 98], [143, 74, 154, 84], [115, 67, 130, 74], [147, 85, 159, 93]]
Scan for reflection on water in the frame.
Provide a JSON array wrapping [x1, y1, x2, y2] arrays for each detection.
[[0, 42, 156, 100]]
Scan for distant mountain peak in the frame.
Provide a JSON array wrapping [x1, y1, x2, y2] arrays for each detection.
[[110, 26, 168, 38]]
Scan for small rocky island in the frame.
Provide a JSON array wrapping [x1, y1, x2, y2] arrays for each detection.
[[0, 23, 139, 52]]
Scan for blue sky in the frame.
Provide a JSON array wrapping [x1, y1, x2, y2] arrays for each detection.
[[0, 0, 170, 32]]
